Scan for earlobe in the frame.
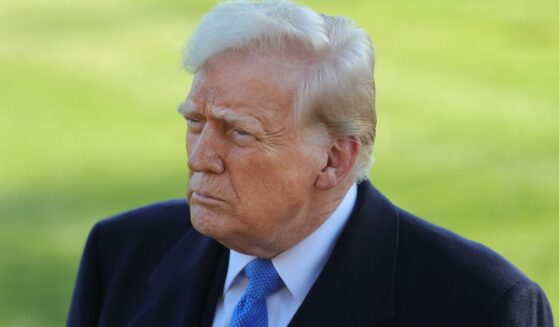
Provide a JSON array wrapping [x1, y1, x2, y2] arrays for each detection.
[[315, 166, 337, 190]]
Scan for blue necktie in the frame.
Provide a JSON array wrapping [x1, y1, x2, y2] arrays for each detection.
[[230, 259, 284, 327]]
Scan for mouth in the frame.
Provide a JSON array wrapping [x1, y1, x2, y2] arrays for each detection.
[[189, 190, 226, 205]]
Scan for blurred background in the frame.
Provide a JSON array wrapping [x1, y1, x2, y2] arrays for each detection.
[[1, 0, 557, 325]]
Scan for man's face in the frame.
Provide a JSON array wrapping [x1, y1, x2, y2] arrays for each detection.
[[183, 52, 326, 257]]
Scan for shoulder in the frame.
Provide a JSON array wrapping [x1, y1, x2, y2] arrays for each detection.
[[396, 208, 525, 287], [69, 199, 195, 325], [393, 208, 545, 321], [96, 199, 191, 239], [89, 199, 193, 278], [339, 181, 552, 324]]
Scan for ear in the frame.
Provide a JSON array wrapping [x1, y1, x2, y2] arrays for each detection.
[[315, 136, 361, 190]]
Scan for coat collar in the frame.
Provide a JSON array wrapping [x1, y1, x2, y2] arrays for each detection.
[[289, 180, 400, 326]]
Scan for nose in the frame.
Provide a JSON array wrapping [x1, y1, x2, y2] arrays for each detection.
[[187, 122, 225, 174]]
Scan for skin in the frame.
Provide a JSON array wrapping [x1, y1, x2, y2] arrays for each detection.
[[181, 51, 360, 258]]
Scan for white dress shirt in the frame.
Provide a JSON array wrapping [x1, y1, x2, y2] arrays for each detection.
[[212, 183, 357, 327]]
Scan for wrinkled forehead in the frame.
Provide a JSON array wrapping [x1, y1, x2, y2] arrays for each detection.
[[187, 50, 302, 119]]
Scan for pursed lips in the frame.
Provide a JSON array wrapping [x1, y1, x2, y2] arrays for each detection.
[[189, 189, 226, 205]]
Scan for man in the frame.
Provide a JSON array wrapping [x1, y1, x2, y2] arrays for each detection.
[[68, 1, 553, 326]]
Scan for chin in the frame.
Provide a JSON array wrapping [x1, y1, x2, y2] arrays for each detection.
[[190, 213, 268, 256], [191, 211, 218, 237], [190, 206, 230, 240]]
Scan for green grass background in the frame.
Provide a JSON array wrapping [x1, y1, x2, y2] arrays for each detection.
[[1, 0, 557, 325]]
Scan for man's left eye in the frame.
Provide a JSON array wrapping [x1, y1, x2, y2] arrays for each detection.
[[233, 128, 250, 136], [231, 128, 256, 145]]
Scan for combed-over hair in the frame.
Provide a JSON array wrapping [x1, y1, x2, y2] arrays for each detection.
[[183, 0, 376, 181]]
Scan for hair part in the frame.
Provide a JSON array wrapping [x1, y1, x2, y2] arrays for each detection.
[[183, 0, 376, 181]]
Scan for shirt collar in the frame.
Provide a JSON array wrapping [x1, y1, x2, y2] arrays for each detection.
[[223, 251, 255, 292], [223, 183, 357, 301]]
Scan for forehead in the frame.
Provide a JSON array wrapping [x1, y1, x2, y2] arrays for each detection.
[[188, 52, 300, 121]]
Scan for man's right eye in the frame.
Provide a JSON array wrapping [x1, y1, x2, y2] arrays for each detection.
[[186, 118, 205, 133]]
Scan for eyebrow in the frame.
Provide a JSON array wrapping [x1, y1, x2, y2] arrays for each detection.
[[177, 101, 265, 133], [213, 107, 264, 131], [177, 100, 196, 115]]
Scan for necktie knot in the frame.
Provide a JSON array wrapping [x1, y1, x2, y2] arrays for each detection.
[[230, 259, 283, 327], [244, 259, 283, 299]]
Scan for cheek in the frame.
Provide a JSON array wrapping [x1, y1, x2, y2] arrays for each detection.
[[231, 150, 317, 212]]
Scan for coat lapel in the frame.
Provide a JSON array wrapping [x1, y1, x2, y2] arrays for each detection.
[[289, 181, 400, 326], [129, 227, 228, 327]]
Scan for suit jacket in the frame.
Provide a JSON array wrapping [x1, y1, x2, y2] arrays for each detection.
[[68, 181, 554, 326]]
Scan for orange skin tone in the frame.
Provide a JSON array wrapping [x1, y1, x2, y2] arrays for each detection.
[[182, 51, 360, 258]]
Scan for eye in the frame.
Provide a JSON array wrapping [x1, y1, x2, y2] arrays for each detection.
[[230, 128, 255, 146], [233, 128, 250, 136], [186, 117, 205, 133]]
